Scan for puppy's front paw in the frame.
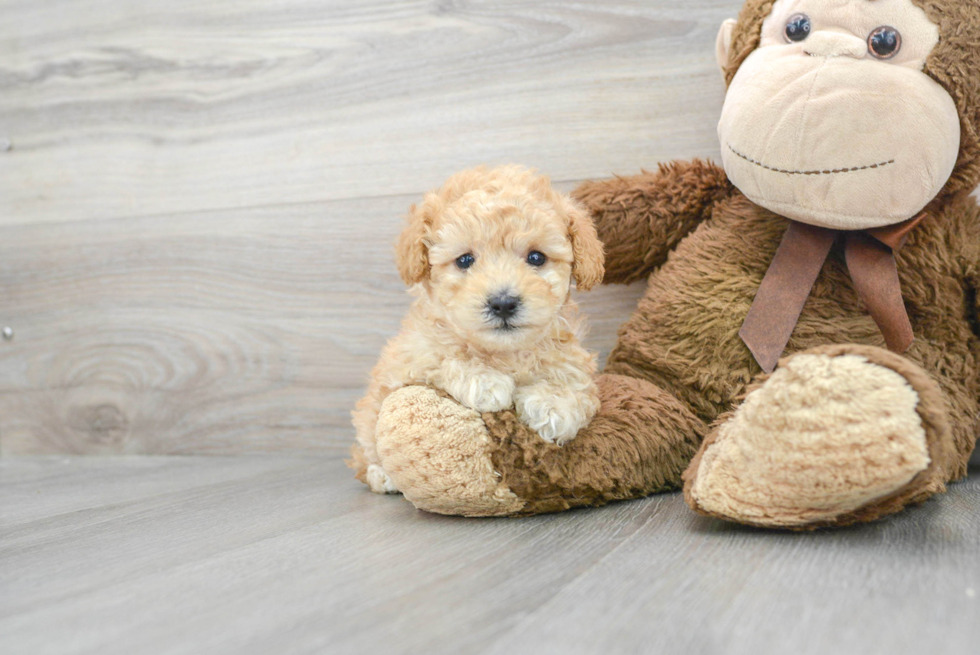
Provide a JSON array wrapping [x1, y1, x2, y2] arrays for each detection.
[[515, 387, 597, 446], [366, 464, 399, 494], [450, 371, 515, 413]]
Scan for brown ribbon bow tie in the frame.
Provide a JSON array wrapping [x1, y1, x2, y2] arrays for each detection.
[[740, 216, 923, 373]]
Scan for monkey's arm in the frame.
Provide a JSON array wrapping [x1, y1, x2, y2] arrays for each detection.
[[573, 159, 734, 284]]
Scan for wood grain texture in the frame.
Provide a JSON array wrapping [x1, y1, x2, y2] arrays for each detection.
[[0, 191, 647, 454], [0, 0, 729, 454], [0, 0, 736, 225], [0, 0, 976, 457], [1, 456, 978, 655]]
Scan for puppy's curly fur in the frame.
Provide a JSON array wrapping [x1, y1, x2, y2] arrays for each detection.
[[350, 165, 605, 494]]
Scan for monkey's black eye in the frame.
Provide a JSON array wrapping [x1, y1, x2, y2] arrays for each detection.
[[868, 26, 901, 59], [785, 14, 811, 42], [526, 251, 547, 267], [455, 253, 475, 270]]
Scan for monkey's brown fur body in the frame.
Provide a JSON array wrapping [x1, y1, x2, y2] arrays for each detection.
[[367, 0, 980, 528]]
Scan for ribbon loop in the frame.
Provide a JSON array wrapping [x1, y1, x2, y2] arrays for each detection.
[[740, 220, 915, 373]]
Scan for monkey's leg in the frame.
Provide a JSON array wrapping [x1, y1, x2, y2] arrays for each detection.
[[373, 374, 706, 517], [683, 345, 955, 529]]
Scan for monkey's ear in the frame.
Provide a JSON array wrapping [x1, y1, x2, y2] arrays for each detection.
[[564, 197, 605, 291], [716, 18, 737, 77], [395, 201, 435, 285]]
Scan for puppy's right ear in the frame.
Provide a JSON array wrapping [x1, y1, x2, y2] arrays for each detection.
[[564, 197, 605, 291], [395, 201, 433, 285]]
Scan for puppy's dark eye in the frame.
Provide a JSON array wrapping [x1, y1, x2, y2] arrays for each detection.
[[526, 251, 547, 267], [868, 26, 901, 59], [455, 253, 475, 270], [785, 14, 811, 42]]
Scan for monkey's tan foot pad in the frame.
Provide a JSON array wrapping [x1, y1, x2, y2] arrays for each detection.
[[375, 386, 524, 517], [683, 345, 951, 529]]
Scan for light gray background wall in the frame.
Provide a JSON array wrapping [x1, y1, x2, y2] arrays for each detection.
[[0, 0, 976, 458]]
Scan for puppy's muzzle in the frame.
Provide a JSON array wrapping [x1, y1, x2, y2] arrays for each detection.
[[487, 293, 521, 321]]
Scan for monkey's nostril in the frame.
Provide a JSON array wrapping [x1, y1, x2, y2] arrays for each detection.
[[487, 294, 521, 320]]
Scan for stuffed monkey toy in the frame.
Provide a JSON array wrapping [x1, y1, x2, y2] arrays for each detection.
[[365, 0, 980, 529]]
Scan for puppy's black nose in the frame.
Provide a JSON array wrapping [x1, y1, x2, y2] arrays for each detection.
[[487, 294, 521, 320]]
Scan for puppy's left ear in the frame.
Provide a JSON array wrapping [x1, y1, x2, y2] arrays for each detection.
[[564, 197, 605, 291]]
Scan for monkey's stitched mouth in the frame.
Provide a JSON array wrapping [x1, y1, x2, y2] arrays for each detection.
[[728, 144, 895, 176]]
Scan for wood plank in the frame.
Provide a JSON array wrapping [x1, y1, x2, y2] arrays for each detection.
[[0, 455, 307, 527], [1, 456, 977, 655], [0, 0, 739, 225], [0, 194, 645, 454]]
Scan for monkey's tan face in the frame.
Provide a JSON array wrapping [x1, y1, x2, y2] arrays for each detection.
[[718, 0, 961, 230]]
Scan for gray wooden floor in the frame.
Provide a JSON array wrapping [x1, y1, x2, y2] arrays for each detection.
[[2, 456, 978, 655]]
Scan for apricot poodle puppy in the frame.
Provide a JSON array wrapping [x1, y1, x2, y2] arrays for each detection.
[[350, 165, 606, 494]]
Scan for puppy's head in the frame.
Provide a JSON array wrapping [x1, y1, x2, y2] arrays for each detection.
[[396, 165, 604, 350]]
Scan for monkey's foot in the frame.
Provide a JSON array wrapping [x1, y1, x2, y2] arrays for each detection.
[[375, 386, 524, 517], [683, 345, 950, 529]]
